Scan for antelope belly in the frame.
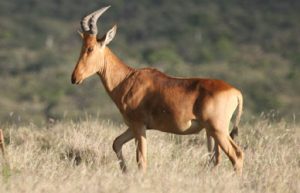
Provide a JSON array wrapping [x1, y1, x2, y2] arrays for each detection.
[[176, 120, 202, 135]]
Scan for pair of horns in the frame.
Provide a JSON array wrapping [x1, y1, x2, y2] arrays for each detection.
[[81, 5, 110, 35]]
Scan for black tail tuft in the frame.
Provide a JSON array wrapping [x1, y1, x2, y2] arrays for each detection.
[[230, 126, 239, 139]]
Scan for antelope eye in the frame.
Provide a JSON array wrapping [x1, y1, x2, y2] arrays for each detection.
[[87, 47, 93, 53]]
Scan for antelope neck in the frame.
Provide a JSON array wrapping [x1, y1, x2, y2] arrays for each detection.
[[97, 47, 134, 101]]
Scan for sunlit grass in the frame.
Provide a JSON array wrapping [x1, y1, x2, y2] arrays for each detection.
[[0, 116, 299, 193]]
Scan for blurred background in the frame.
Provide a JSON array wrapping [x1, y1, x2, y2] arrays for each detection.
[[0, 0, 299, 125]]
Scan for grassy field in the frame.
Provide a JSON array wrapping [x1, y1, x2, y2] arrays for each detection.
[[0, 116, 299, 193]]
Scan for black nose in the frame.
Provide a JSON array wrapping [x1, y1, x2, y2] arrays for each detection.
[[71, 75, 76, 84]]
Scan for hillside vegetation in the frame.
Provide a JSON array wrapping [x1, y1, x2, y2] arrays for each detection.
[[0, 117, 299, 192], [0, 0, 299, 123]]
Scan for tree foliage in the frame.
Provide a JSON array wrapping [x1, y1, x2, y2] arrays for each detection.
[[0, 0, 299, 123]]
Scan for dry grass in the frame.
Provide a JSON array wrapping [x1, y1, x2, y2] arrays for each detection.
[[0, 117, 299, 193]]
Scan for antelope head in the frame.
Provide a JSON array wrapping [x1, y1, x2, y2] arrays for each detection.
[[71, 6, 117, 84]]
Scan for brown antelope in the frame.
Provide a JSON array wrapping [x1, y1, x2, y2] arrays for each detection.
[[71, 6, 244, 174]]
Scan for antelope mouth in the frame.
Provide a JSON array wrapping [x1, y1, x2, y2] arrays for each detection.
[[75, 79, 83, 85], [71, 77, 84, 85]]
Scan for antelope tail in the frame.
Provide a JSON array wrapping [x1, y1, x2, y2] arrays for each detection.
[[230, 92, 243, 139]]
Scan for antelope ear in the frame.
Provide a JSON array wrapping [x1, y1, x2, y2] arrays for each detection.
[[77, 30, 84, 39], [103, 25, 117, 45]]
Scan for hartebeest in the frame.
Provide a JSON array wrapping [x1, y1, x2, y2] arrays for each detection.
[[71, 6, 244, 174]]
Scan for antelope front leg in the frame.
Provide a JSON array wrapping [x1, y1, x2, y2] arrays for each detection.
[[113, 128, 134, 173], [206, 132, 214, 164], [134, 126, 147, 173]]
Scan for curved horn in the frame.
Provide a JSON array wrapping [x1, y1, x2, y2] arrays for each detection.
[[81, 13, 93, 32], [80, 6, 111, 34]]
